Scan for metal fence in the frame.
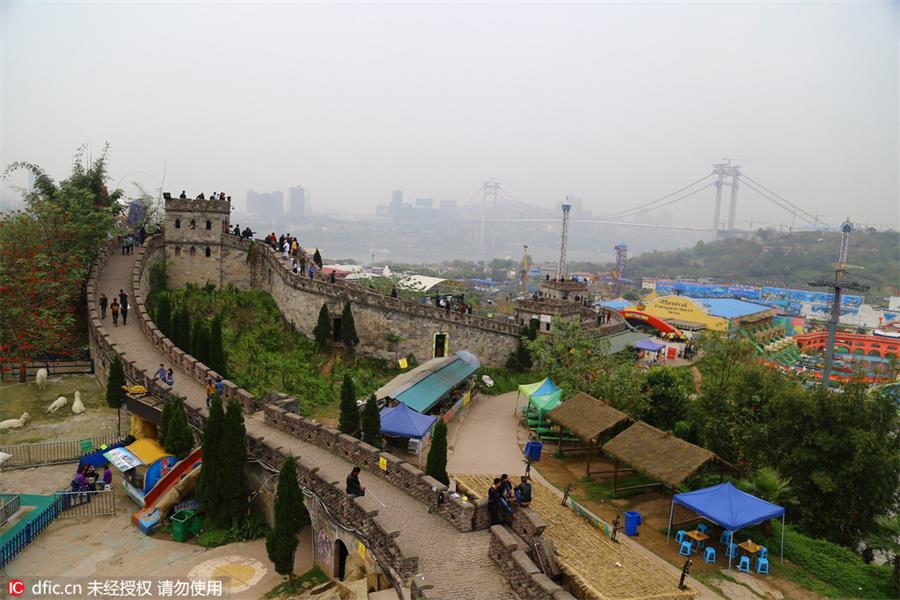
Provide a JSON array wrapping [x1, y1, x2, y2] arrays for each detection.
[[55, 489, 116, 518], [0, 497, 60, 569], [0, 433, 122, 470], [0, 357, 94, 382], [0, 494, 20, 526]]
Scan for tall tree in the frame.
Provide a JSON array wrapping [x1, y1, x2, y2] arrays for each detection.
[[191, 320, 211, 365], [361, 394, 382, 449], [208, 313, 227, 376], [155, 295, 173, 339], [158, 396, 174, 446], [163, 397, 194, 459], [172, 307, 191, 351], [198, 396, 226, 527], [425, 419, 449, 485], [105, 356, 126, 408], [340, 300, 358, 352], [266, 456, 307, 580], [221, 399, 248, 526], [643, 367, 691, 430], [338, 375, 360, 435], [525, 320, 614, 399], [313, 303, 331, 350], [738, 467, 795, 536]]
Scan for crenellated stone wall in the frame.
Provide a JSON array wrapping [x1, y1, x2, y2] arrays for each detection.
[[489, 526, 576, 600]]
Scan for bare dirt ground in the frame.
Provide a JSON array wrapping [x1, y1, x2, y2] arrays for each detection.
[[0, 375, 121, 445]]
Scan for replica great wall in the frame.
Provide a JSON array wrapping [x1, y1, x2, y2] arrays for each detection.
[[82, 197, 672, 600]]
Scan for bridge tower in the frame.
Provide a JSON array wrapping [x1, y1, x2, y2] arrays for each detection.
[[712, 162, 728, 238], [478, 180, 500, 255], [726, 163, 742, 231]]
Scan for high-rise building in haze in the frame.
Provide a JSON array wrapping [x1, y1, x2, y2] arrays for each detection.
[[289, 185, 307, 219], [415, 197, 434, 209], [246, 189, 284, 220]]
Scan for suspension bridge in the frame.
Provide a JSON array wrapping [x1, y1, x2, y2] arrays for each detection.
[[460, 160, 831, 253]]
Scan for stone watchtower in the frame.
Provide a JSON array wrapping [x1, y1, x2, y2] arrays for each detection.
[[163, 197, 237, 289]]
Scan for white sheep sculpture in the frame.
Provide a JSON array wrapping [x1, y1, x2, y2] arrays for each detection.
[[0, 413, 30, 431], [47, 396, 67, 413], [71, 391, 86, 415], [35, 368, 48, 390], [0, 451, 11, 466]]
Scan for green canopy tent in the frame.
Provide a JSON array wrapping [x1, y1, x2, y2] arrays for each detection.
[[514, 377, 559, 415], [528, 389, 562, 423]]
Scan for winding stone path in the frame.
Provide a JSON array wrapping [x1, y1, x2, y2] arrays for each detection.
[[95, 251, 518, 600]]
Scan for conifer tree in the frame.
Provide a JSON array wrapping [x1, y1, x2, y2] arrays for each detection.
[[208, 313, 227, 376], [164, 397, 194, 458], [158, 397, 173, 446], [312, 248, 323, 269], [221, 399, 248, 526], [313, 303, 331, 350], [338, 375, 360, 436], [425, 419, 449, 485], [361, 394, 382, 449], [340, 300, 358, 352], [105, 356, 126, 408], [191, 320, 211, 365], [172, 307, 190, 350], [156, 295, 172, 338], [266, 456, 308, 580], [198, 396, 226, 527]]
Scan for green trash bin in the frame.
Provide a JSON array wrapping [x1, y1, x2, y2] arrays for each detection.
[[189, 514, 203, 536], [170, 510, 196, 542]]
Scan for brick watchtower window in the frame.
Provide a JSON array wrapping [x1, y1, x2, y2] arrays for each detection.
[[205, 247, 211, 257], [175, 219, 181, 229], [190, 219, 196, 230], [174, 247, 182, 256], [206, 219, 212, 230], [190, 246, 196, 257]]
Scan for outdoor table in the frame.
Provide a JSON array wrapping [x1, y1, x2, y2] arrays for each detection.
[[686, 530, 709, 548], [738, 539, 762, 557]]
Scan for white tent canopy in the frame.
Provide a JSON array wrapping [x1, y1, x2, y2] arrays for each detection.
[[396, 275, 447, 292]]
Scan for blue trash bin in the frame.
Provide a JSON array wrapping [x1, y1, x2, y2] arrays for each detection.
[[523, 441, 543, 462], [624, 511, 641, 536]]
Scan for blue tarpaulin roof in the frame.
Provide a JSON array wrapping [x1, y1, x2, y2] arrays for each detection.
[[635, 339, 666, 352], [690, 298, 772, 319], [596, 299, 631, 310], [379, 402, 437, 439], [673, 482, 785, 531]]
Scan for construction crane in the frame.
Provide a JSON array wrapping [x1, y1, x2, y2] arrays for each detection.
[[521, 244, 530, 294], [809, 220, 869, 386], [556, 202, 572, 282]]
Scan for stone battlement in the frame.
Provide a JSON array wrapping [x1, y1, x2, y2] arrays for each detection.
[[164, 197, 231, 214]]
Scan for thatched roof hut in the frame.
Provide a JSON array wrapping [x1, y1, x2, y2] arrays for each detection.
[[602, 421, 718, 488], [547, 392, 630, 443]]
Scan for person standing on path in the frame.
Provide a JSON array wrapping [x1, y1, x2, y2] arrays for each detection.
[[120, 301, 128, 326], [205, 377, 215, 408], [118, 289, 128, 311], [488, 478, 502, 525], [110, 299, 120, 326], [99, 293, 108, 319]]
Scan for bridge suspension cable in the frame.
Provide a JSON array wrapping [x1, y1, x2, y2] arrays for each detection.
[[741, 174, 826, 227], [591, 173, 715, 220], [594, 180, 716, 221], [740, 178, 820, 228]]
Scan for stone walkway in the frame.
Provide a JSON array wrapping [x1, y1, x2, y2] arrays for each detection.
[[95, 251, 518, 600]]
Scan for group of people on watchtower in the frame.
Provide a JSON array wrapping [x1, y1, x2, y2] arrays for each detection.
[[488, 473, 532, 525]]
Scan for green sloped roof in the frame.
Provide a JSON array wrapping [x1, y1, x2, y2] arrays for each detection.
[[395, 354, 480, 413]]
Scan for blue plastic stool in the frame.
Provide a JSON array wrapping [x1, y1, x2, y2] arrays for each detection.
[[725, 543, 739, 559], [696, 523, 709, 535], [720, 530, 733, 545], [679, 541, 693, 557], [674, 530, 687, 545], [703, 546, 716, 564], [757, 557, 769, 575], [758, 546, 768, 559], [737, 555, 751, 573]]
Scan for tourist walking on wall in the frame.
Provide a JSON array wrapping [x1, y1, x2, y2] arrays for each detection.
[[120, 301, 128, 326], [205, 377, 215, 408], [110, 299, 120, 326], [99, 293, 108, 319]]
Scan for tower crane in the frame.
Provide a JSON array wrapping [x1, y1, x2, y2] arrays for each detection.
[[556, 202, 572, 282], [809, 220, 869, 386], [521, 244, 530, 294]]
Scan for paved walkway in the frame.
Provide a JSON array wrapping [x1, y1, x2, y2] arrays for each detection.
[[448, 391, 718, 600], [95, 251, 516, 600]]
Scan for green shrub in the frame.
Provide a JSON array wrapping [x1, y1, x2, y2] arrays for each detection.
[[264, 566, 328, 598]]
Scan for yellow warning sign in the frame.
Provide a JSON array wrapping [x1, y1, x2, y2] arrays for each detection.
[[379, 456, 388, 471], [398, 358, 408, 369]]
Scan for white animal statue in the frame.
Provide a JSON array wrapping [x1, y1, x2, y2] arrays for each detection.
[[0, 413, 30, 431], [35, 368, 48, 390], [47, 396, 67, 413], [0, 451, 11, 466], [71, 391, 86, 415]]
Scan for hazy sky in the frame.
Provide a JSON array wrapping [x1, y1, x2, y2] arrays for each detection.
[[2, 1, 898, 229]]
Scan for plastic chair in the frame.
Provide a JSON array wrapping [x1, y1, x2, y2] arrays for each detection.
[[679, 541, 693, 557], [703, 546, 716, 564], [725, 543, 739, 559], [757, 557, 769, 575], [696, 523, 709, 535], [737, 556, 751, 573], [758, 546, 768, 560], [720, 530, 733, 545], [674, 530, 687, 545]]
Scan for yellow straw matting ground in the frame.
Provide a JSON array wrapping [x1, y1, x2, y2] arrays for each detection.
[[454, 474, 696, 600]]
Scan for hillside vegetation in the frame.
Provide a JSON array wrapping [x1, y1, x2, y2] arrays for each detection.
[[625, 229, 899, 303]]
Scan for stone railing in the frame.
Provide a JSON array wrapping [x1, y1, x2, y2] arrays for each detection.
[[489, 525, 576, 600], [263, 399, 476, 532], [238, 236, 522, 336]]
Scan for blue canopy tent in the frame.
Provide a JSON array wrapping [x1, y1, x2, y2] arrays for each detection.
[[666, 482, 785, 570], [634, 339, 666, 353], [379, 402, 437, 439]]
